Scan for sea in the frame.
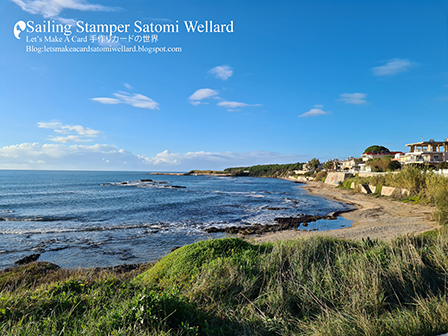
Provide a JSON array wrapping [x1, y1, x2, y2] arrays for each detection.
[[0, 170, 354, 269]]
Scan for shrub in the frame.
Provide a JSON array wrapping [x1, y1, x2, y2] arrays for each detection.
[[135, 238, 269, 286], [434, 190, 448, 226], [438, 162, 448, 169], [315, 171, 327, 181]]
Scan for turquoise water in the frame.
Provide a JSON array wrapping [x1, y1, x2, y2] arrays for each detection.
[[0, 171, 353, 269]]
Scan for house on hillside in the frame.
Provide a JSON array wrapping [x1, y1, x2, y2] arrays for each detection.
[[361, 151, 405, 161], [339, 157, 364, 172], [399, 138, 448, 165]]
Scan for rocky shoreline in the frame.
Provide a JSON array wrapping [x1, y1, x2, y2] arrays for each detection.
[[253, 180, 439, 243], [204, 211, 353, 235]]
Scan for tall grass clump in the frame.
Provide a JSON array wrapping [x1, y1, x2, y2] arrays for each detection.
[[434, 190, 448, 226], [3, 235, 448, 335], [135, 236, 448, 335], [0, 263, 228, 335]]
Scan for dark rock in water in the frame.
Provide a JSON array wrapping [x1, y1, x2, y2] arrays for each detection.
[[204, 213, 341, 235], [15, 253, 41, 265], [274, 215, 316, 225], [48, 246, 69, 252], [171, 185, 186, 189], [140, 179, 153, 182], [120, 182, 128, 185], [120, 253, 137, 261], [170, 246, 181, 253]]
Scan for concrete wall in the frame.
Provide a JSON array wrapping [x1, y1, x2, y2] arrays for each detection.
[[435, 169, 448, 177], [380, 186, 409, 197], [346, 183, 409, 198], [358, 172, 399, 178], [286, 176, 310, 182], [324, 172, 352, 185], [358, 172, 385, 178], [381, 186, 395, 196]]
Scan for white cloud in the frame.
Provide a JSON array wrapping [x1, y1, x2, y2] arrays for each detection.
[[299, 105, 331, 118], [209, 65, 233, 80], [64, 125, 100, 136], [372, 58, 414, 76], [2, 122, 305, 171], [37, 122, 63, 129], [38, 121, 100, 143], [56, 17, 77, 26], [0, 143, 306, 171], [339, 93, 367, 105], [11, 0, 117, 18], [114, 92, 159, 109], [123, 83, 133, 90], [188, 88, 219, 105], [91, 97, 120, 105], [140, 150, 306, 170], [147, 18, 173, 23], [92, 91, 159, 110], [50, 135, 88, 143], [0, 142, 147, 170], [217, 101, 262, 110]]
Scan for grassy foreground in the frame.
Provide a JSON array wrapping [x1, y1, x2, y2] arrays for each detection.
[[2, 233, 448, 335]]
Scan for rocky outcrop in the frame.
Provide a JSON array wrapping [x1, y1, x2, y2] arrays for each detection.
[[15, 253, 41, 265], [204, 214, 338, 235]]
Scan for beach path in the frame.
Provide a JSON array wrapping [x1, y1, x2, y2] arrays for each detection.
[[253, 181, 439, 243]]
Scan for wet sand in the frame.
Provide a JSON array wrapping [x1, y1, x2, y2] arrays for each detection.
[[252, 180, 439, 243]]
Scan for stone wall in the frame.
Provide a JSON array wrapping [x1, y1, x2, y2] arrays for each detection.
[[380, 186, 409, 197], [348, 183, 409, 197], [324, 172, 352, 185]]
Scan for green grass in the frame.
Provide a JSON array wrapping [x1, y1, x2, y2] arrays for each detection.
[[2, 235, 448, 335]]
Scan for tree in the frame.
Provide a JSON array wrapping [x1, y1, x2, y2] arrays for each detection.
[[306, 158, 320, 171], [323, 160, 334, 170], [363, 145, 390, 153], [367, 156, 401, 172], [388, 160, 401, 171]]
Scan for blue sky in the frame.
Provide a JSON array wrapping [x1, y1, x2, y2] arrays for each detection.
[[1, 0, 447, 171]]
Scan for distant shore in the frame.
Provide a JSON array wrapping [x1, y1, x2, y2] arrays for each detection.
[[252, 180, 439, 243]]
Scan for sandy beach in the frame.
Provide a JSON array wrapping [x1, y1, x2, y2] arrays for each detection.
[[252, 180, 440, 243]]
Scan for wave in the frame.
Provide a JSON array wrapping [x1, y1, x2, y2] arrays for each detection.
[[101, 180, 186, 190], [0, 222, 169, 235], [0, 191, 78, 197], [0, 216, 76, 222], [212, 191, 265, 198]]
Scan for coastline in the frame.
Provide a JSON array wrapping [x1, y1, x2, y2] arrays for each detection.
[[251, 179, 440, 243]]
